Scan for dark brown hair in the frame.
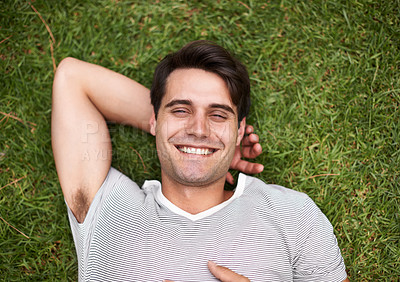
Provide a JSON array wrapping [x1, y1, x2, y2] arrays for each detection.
[[150, 40, 250, 123]]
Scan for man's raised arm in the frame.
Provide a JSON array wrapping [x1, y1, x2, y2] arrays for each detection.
[[51, 58, 152, 222]]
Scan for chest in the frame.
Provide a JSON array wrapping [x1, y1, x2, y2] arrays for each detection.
[[85, 205, 294, 281]]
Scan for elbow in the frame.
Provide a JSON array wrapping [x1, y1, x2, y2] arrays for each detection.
[[52, 57, 81, 106], [52, 57, 80, 94], [55, 57, 79, 78]]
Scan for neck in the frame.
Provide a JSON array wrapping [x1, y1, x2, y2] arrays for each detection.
[[161, 172, 234, 214]]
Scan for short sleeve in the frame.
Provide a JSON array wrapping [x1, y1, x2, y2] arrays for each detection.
[[292, 197, 347, 282], [66, 167, 138, 281]]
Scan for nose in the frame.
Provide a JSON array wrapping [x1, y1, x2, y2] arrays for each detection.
[[185, 114, 210, 138]]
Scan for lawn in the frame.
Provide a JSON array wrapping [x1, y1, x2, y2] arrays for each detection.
[[1, 0, 399, 280]]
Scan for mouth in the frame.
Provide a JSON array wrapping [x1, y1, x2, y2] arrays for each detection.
[[175, 145, 217, 156]]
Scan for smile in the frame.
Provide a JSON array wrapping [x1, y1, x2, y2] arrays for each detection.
[[176, 146, 216, 155]]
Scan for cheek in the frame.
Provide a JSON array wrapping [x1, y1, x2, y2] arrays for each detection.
[[157, 118, 185, 139], [212, 123, 238, 144]]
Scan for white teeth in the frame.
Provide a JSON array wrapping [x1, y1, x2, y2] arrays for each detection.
[[178, 146, 212, 155]]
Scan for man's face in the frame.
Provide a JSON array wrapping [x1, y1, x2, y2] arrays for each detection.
[[150, 68, 245, 187]]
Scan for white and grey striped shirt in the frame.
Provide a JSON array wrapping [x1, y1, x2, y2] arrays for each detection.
[[67, 167, 347, 281]]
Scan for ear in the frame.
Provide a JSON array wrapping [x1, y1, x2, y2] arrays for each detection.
[[149, 111, 156, 136], [236, 117, 246, 146]]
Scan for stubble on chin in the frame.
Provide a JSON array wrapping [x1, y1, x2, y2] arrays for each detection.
[[158, 149, 232, 187]]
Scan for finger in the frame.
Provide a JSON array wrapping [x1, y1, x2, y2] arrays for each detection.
[[225, 172, 234, 185], [242, 143, 262, 159], [242, 133, 259, 146], [208, 261, 250, 282], [234, 160, 264, 175], [245, 125, 254, 135]]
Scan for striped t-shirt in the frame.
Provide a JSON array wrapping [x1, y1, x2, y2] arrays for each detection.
[[67, 167, 347, 281]]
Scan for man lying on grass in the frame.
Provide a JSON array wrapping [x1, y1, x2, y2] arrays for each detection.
[[52, 41, 349, 281]]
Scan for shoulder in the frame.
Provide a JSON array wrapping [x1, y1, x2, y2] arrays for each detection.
[[243, 175, 311, 208], [242, 176, 336, 236], [241, 175, 325, 227], [99, 167, 149, 201]]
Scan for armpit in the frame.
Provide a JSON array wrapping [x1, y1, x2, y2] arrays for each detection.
[[71, 188, 90, 223]]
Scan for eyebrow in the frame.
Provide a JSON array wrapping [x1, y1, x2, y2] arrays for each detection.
[[209, 103, 235, 115], [165, 99, 192, 108], [164, 99, 235, 115]]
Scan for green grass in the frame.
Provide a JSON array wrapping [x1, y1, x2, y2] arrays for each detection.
[[1, 0, 399, 280]]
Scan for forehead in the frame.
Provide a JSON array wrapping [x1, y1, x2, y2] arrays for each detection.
[[163, 68, 235, 109]]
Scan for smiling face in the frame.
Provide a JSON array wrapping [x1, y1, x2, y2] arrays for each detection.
[[150, 68, 245, 188]]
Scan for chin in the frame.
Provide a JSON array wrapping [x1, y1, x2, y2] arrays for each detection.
[[174, 170, 223, 187]]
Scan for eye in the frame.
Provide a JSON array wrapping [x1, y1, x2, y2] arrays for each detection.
[[210, 112, 228, 121], [171, 108, 190, 117]]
